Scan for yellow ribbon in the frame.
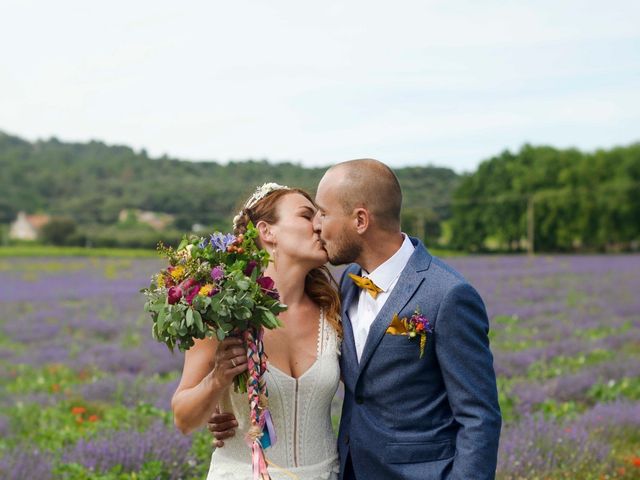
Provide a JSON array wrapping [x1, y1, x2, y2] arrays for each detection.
[[348, 273, 383, 299], [265, 457, 300, 479]]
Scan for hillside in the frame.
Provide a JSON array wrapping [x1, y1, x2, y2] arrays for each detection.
[[0, 131, 459, 241]]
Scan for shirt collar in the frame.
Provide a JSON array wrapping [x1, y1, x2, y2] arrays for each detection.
[[361, 234, 415, 293]]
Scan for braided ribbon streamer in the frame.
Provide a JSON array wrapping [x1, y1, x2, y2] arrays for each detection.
[[244, 326, 276, 480]]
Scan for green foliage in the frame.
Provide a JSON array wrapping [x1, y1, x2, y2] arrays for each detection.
[[450, 143, 640, 252], [143, 225, 286, 395], [0, 131, 459, 247], [527, 349, 615, 381], [588, 377, 640, 403], [40, 217, 82, 246]]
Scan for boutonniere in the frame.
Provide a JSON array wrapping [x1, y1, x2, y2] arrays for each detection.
[[386, 307, 433, 358]]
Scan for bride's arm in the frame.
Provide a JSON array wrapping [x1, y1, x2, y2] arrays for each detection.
[[171, 337, 247, 435]]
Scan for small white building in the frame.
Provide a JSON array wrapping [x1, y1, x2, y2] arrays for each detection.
[[118, 209, 174, 230], [9, 212, 51, 241]]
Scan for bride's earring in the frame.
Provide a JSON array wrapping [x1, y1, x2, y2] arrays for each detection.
[[272, 244, 278, 271]]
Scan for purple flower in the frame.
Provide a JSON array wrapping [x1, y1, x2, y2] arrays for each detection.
[[167, 286, 182, 304], [0, 448, 53, 480], [411, 313, 432, 334], [244, 260, 258, 277], [62, 420, 196, 478], [211, 266, 225, 282], [209, 232, 236, 252], [257, 276, 279, 300]]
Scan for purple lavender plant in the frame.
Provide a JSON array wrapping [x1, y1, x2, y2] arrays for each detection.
[[0, 448, 53, 480], [62, 420, 196, 478]]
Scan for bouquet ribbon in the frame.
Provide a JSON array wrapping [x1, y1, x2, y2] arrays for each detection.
[[244, 326, 276, 480]]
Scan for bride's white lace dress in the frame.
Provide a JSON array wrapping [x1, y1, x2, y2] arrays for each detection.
[[206, 310, 341, 480]]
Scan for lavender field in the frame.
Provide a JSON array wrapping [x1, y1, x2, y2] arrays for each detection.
[[1, 254, 639, 479]]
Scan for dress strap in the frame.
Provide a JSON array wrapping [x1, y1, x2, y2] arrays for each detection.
[[317, 308, 325, 357]]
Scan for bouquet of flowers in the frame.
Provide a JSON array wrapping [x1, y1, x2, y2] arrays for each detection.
[[142, 224, 286, 479]]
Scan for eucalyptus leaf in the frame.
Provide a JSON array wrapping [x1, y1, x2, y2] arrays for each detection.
[[193, 309, 204, 331], [216, 328, 226, 341], [157, 309, 167, 331]]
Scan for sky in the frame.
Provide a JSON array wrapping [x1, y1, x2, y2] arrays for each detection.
[[1, 0, 639, 172]]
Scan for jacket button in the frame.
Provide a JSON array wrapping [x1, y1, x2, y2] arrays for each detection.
[[356, 395, 364, 404]]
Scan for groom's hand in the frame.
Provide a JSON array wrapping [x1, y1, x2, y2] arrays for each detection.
[[208, 407, 238, 447]]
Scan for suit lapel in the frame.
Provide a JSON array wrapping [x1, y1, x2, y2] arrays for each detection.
[[357, 239, 432, 375], [340, 266, 361, 372]]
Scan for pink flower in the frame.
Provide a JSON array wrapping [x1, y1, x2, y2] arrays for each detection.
[[179, 278, 202, 305], [167, 286, 183, 304], [257, 276, 279, 300]]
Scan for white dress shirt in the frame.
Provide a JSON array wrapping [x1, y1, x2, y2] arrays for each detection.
[[348, 234, 415, 361]]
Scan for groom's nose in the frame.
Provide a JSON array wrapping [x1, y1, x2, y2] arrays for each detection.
[[312, 211, 322, 234]]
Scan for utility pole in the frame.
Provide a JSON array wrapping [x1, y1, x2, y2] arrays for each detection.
[[527, 195, 535, 256], [415, 211, 426, 243]]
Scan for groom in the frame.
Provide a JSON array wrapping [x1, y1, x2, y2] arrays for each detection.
[[212, 159, 501, 479]]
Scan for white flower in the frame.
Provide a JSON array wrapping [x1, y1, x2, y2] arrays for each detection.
[[244, 183, 290, 210]]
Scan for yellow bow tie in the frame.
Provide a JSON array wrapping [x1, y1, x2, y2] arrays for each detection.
[[348, 273, 383, 299]]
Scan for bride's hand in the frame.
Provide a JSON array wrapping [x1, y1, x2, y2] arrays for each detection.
[[211, 337, 248, 388]]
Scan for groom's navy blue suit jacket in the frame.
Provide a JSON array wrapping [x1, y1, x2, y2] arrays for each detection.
[[337, 238, 501, 480]]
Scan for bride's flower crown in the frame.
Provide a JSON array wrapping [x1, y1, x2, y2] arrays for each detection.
[[233, 182, 291, 229]]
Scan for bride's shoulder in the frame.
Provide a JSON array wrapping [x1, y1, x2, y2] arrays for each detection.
[[321, 309, 342, 353]]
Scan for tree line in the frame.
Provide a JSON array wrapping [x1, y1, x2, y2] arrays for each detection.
[[0, 132, 456, 248], [450, 143, 640, 252], [1, 131, 638, 252]]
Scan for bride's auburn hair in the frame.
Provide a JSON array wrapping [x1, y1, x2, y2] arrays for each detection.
[[233, 188, 342, 338]]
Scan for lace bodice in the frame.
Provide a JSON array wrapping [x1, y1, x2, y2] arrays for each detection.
[[207, 310, 341, 480]]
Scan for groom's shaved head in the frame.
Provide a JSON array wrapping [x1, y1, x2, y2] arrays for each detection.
[[326, 159, 402, 231]]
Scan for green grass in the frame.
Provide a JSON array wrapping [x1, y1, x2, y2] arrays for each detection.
[[0, 245, 158, 258], [428, 247, 467, 257]]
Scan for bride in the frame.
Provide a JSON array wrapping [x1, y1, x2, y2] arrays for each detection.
[[171, 183, 342, 480]]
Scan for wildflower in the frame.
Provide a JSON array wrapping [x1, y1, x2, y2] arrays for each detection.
[[209, 232, 236, 252], [244, 260, 258, 276], [179, 278, 202, 305], [170, 266, 185, 281], [71, 406, 86, 415], [198, 284, 217, 297], [177, 244, 193, 260], [257, 276, 279, 299], [88, 415, 99, 422], [211, 266, 224, 282], [156, 273, 166, 288], [632, 456, 640, 467], [167, 286, 183, 304]]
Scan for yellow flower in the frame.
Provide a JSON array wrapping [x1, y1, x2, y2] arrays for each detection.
[[156, 274, 165, 288], [170, 266, 185, 281], [199, 284, 215, 296]]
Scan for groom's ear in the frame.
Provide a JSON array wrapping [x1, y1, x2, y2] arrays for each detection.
[[353, 207, 369, 234]]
